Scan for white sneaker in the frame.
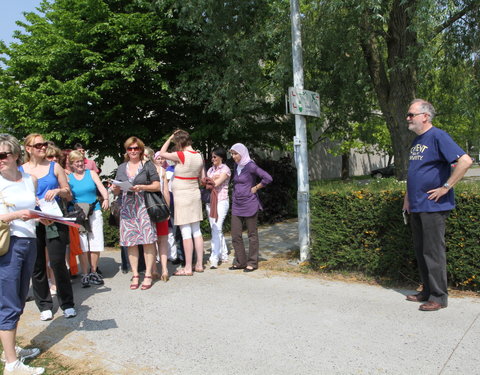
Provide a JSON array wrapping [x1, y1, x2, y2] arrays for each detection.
[[39, 310, 53, 321], [3, 360, 44, 374], [63, 308, 77, 318], [1, 347, 40, 362]]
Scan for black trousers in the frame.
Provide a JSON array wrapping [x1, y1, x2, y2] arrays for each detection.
[[32, 223, 74, 312], [410, 211, 450, 306], [231, 213, 259, 269]]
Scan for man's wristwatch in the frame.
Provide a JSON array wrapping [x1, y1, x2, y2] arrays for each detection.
[[443, 182, 451, 190]]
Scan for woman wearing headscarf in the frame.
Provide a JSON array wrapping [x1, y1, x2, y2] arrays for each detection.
[[111, 137, 160, 290], [229, 143, 272, 272], [159, 130, 205, 276], [21, 133, 76, 321], [0, 134, 45, 375]]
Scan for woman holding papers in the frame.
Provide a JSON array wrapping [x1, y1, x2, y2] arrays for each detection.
[[68, 151, 109, 288], [0, 134, 45, 375], [21, 133, 76, 321], [111, 137, 160, 290]]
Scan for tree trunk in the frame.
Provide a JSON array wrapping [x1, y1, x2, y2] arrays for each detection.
[[360, 0, 418, 180], [341, 152, 349, 180]]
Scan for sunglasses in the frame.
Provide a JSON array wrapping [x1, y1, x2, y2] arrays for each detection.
[[406, 112, 426, 118], [127, 146, 140, 151], [29, 142, 49, 150], [0, 152, 12, 160]]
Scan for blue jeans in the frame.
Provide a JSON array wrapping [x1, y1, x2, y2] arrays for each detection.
[[0, 236, 36, 330]]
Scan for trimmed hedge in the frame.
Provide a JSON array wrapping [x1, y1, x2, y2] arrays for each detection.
[[310, 179, 480, 291]]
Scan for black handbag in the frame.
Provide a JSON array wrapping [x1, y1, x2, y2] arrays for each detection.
[[144, 191, 170, 222], [109, 198, 121, 227], [200, 187, 210, 204], [144, 162, 170, 222], [65, 203, 88, 231]]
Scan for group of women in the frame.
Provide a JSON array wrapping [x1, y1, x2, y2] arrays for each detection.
[[0, 129, 272, 374], [112, 129, 272, 289]]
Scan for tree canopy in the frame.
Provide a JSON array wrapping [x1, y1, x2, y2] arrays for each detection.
[[0, 0, 478, 177]]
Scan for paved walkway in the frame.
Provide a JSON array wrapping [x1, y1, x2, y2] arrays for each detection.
[[18, 220, 480, 374]]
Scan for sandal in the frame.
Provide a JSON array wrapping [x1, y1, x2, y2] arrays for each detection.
[[228, 265, 246, 270], [141, 276, 153, 290], [161, 273, 169, 282], [130, 275, 140, 290], [194, 267, 204, 273], [173, 269, 193, 276]]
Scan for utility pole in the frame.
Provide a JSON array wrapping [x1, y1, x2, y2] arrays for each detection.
[[290, 0, 310, 261]]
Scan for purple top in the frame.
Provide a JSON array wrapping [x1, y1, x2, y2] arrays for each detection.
[[231, 161, 272, 217]]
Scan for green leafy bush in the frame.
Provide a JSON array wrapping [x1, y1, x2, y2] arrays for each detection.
[[310, 179, 480, 291]]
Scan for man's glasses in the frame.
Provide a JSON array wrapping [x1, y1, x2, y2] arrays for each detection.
[[127, 146, 140, 151], [0, 152, 12, 160], [406, 112, 426, 118], [29, 142, 49, 150]]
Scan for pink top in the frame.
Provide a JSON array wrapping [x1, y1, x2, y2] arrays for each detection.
[[207, 164, 231, 201], [84, 158, 100, 173]]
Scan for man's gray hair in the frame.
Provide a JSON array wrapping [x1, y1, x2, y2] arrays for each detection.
[[410, 99, 436, 120]]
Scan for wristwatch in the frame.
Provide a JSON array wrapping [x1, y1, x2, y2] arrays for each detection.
[[443, 182, 451, 189]]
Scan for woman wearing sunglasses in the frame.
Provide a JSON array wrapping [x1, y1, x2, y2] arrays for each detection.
[[20, 133, 76, 321], [111, 137, 160, 290], [0, 134, 45, 374]]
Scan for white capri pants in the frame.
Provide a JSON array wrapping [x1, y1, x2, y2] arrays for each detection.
[[206, 200, 229, 264], [79, 209, 105, 252], [180, 221, 202, 240]]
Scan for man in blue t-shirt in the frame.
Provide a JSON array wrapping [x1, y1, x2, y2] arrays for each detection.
[[403, 99, 472, 311]]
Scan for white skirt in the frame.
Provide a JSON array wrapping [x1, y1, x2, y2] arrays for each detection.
[[79, 209, 105, 252]]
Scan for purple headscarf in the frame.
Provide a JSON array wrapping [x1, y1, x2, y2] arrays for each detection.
[[230, 143, 252, 167]]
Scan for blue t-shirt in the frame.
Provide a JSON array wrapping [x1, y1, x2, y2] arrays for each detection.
[[407, 127, 465, 212], [19, 161, 59, 200], [68, 169, 100, 210]]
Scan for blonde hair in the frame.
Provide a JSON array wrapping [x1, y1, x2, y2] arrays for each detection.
[[68, 150, 84, 164], [143, 146, 154, 162], [123, 136, 145, 162], [23, 133, 43, 162], [46, 145, 62, 159]]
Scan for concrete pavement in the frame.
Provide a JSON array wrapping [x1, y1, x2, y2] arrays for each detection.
[[18, 220, 480, 375]]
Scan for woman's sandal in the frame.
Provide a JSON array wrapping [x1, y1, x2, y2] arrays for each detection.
[[141, 276, 153, 290], [194, 267, 204, 273], [130, 275, 140, 290], [173, 268, 193, 276], [161, 273, 169, 282]]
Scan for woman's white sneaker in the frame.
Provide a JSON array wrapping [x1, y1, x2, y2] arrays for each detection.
[[39, 310, 53, 321], [3, 359, 44, 374]]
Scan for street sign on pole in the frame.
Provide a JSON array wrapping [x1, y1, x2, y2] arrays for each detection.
[[287, 87, 320, 118]]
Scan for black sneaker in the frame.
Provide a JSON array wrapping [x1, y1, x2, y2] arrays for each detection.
[[81, 274, 91, 288], [89, 272, 104, 285]]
